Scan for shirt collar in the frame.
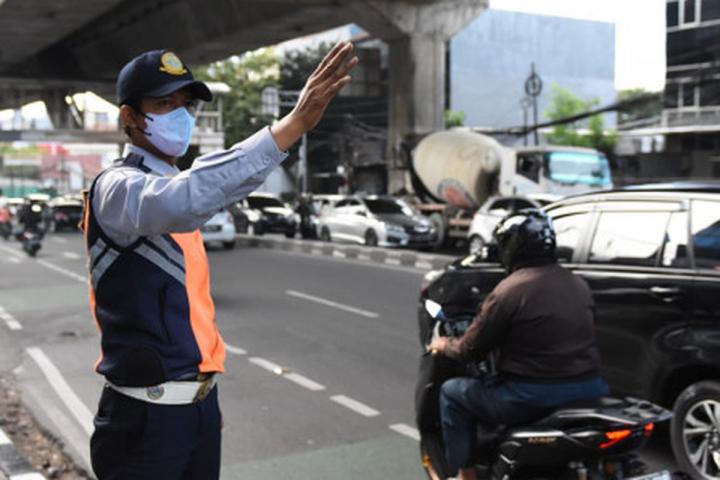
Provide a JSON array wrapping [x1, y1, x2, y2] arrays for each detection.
[[121, 144, 180, 178]]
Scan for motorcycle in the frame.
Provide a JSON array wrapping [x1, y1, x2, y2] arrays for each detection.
[[416, 299, 677, 480], [16, 230, 43, 257]]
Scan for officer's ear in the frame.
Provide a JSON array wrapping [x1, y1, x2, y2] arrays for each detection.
[[119, 104, 147, 138]]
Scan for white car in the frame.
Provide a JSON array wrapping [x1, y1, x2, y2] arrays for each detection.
[[318, 195, 436, 248], [201, 209, 237, 250], [467, 196, 549, 255]]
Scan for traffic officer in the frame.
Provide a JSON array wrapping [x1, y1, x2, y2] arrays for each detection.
[[84, 45, 358, 479]]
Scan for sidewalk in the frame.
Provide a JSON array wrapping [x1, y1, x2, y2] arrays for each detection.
[[235, 234, 458, 271]]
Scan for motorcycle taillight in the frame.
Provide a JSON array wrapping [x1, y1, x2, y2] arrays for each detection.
[[599, 429, 632, 449]]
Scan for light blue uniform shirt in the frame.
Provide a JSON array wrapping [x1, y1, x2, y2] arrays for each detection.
[[92, 127, 287, 246]]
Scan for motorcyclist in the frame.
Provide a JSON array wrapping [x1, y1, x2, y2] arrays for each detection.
[[0, 199, 11, 240], [296, 193, 317, 239], [18, 200, 44, 235], [427, 209, 608, 480]]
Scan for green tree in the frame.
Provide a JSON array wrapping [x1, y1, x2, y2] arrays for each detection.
[[445, 109, 466, 128], [280, 43, 333, 91], [197, 48, 280, 146], [545, 85, 616, 155]]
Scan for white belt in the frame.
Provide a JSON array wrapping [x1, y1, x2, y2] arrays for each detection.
[[107, 375, 217, 405]]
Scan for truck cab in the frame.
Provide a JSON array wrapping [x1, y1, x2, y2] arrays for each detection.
[[503, 146, 613, 197]]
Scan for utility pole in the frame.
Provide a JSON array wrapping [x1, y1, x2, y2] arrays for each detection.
[[520, 96, 533, 146], [261, 87, 308, 193], [524, 63, 543, 146]]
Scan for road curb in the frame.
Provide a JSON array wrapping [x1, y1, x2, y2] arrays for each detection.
[[0, 428, 46, 480], [235, 234, 455, 271]]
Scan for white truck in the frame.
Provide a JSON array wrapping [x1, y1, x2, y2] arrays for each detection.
[[410, 129, 613, 248]]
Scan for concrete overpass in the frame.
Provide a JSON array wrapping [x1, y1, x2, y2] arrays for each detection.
[[0, 0, 487, 191]]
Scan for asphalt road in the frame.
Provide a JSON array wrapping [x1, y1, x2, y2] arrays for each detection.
[[0, 231, 676, 479]]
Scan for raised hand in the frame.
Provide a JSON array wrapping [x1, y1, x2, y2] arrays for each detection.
[[270, 41, 359, 152]]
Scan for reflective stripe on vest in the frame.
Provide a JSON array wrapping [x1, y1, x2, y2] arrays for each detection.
[[83, 156, 226, 385]]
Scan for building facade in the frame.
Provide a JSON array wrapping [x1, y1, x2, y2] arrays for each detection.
[[450, 9, 616, 138], [663, 0, 720, 178]]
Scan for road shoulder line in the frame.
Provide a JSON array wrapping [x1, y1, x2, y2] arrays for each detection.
[[25, 348, 93, 436]]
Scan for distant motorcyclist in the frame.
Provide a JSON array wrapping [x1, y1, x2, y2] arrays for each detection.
[[18, 201, 44, 235], [296, 193, 318, 239], [0, 200, 11, 240], [427, 209, 608, 480]]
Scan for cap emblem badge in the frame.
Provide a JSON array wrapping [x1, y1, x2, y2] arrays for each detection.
[[159, 52, 187, 76]]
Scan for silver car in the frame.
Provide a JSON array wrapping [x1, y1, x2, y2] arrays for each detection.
[[318, 196, 436, 248], [467, 196, 550, 255]]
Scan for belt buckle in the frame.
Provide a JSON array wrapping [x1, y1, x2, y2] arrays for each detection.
[[193, 375, 214, 403]]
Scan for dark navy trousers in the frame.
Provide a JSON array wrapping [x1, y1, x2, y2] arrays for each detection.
[[440, 374, 609, 473], [91, 384, 221, 480]]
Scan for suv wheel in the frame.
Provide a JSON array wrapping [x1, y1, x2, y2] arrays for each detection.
[[671, 381, 720, 479], [365, 229, 378, 247], [469, 235, 485, 255], [320, 227, 332, 242]]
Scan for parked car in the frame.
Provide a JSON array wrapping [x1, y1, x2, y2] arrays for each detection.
[[233, 193, 297, 238], [318, 195, 437, 248], [48, 196, 84, 232], [419, 182, 720, 480], [467, 196, 546, 255], [201, 208, 237, 249]]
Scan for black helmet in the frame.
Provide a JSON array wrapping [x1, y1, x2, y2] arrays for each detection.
[[493, 208, 556, 270]]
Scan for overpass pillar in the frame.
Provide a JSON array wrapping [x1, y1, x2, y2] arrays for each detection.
[[357, 0, 487, 193]]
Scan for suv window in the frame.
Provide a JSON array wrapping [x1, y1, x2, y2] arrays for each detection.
[[552, 213, 590, 262], [514, 199, 536, 211], [691, 200, 720, 271], [589, 211, 669, 267], [488, 198, 513, 211], [335, 199, 358, 208]]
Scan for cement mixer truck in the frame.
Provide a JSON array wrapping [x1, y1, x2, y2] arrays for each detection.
[[410, 129, 613, 248]]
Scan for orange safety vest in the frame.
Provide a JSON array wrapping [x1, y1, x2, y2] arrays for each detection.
[[81, 154, 225, 387]]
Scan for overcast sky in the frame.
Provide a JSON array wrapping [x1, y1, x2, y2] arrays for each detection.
[[491, 0, 666, 92]]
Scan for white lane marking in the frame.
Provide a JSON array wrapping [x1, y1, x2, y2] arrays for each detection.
[[25, 347, 94, 436], [52, 237, 68, 244], [415, 261, 432, 269], [7, 257, 21, 264], [385, 258, 401, 266], [0, 306, 22, 331], [62, 251, 82, 260], [389, 423, 421, 441], [0, 243, 24, 259], [330, 395, 380, 417], [286, 290, 379, 319], [249, 357, 284, 375], [224, 343, 247, 355], [0, 427, 11, 445], [248, 357, 325, 391], [0, 244, 86, 282], [284, 373, 325, 392], [10, 473, 47, 480], [36, 259, 86, 283]]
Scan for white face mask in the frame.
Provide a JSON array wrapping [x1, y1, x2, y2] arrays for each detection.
[[143, 107, 196, 157]]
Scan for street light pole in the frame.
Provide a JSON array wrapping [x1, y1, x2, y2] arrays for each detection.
[[261, 86, 308, 193]]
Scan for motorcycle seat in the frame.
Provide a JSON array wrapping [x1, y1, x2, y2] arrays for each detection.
[[529, 397, 624, 428]]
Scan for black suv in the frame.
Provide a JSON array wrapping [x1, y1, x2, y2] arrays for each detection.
[[419, 183, 720, 480]]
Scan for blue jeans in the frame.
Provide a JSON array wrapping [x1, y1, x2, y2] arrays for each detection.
[[440, 374, 608, 473]]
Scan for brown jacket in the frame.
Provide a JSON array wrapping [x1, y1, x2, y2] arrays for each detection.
[[445, 262, 601, 381]]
